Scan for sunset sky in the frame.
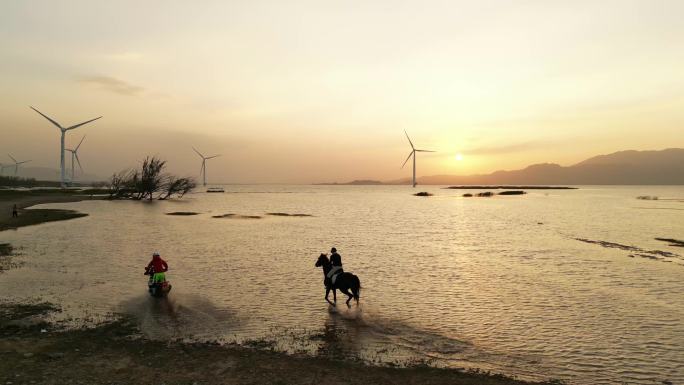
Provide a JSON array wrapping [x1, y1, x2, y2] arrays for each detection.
[[1, 0, 683, 183]]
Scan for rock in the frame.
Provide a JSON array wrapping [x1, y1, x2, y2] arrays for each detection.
[[477, 192, 494, 197], [413, 192, 433, 197], [498, 190, 526, 195], [462, 193, 473, 197], [48, 352, 65, 359], [22, 352, 33, 358], [165, 211, 200, 216]]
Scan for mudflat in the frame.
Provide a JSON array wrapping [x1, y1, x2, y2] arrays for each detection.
[[0, 190, 97, 231], [0, 302, 557, 385]]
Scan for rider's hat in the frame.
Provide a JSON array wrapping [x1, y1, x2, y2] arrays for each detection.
[[153, 251, 160, 257], [331, 247, 337, 253]]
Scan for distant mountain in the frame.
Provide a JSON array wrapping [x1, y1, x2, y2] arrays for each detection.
[[1, 166, 104, 183], [384, 148, 684, 185]]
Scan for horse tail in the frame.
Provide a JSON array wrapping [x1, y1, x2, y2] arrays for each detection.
[[352, 275, 361, 302]]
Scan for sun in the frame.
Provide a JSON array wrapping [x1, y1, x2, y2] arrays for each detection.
[[455, 153, 463, 161]]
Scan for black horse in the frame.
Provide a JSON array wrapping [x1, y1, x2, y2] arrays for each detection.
[[315, 253, 361, 307]]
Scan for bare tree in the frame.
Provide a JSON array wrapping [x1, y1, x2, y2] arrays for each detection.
[[159, 175, 197, 200], [107, 156, 196, 200]]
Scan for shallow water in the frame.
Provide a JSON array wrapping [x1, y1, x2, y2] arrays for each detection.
[[1, 185, 683, 384]]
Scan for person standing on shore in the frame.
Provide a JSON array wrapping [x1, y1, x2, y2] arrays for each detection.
[[12, 204, 18, 218]]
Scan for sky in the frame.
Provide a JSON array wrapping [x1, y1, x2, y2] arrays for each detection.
[[1, 0, 683, 183]]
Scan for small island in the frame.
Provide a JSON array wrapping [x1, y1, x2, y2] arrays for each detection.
[[446, 186, 576, 190]]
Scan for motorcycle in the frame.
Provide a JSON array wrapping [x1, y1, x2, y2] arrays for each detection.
[[144, 266, 172, 297]]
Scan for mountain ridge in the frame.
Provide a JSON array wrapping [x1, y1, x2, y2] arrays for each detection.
[[331, 148, 684, 185]]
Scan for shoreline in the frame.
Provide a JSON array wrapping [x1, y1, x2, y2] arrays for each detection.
[[0, 302, 557, 385], [0, 190, 100, 231]]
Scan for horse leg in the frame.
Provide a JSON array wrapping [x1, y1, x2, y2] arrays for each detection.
[[339, 288, 354, 308], [332, 287, 337, 305], [325, 287, 333, 305]]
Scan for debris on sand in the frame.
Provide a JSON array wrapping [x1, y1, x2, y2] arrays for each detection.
[[0, 243, 21, 273], [165, 212, 200, 216], [498, 190, 526, 196], [413, 192, 433, 197], [462, 193, 473, 197], [0, 243, 12, 257], [655, 238, 684, 247], [266, 213, 313, 217], [637, 196, 659, 200], [477, 192, 494, 197]]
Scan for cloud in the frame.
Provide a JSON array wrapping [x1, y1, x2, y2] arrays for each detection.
[[78, 75, 145, 96], [465, 141, 550, 155]]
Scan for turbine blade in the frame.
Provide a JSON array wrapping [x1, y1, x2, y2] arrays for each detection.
[[75, 135, 86, 151], [206, 155, 221, 159], [66, 116, 102, 131], [401, 151, 414, 168], [192, 147, 204, 158], [415, 149, 436, 152], [404, 130, 415, 150], [18, 160, 31, 165], [30, 106, 63, 129], [75, 154, 83, 173], [8, 154, 17, 163]]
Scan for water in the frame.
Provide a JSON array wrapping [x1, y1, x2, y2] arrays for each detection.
[[1, 185, 683, 384]]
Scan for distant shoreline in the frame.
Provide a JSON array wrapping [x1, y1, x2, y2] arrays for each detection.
[[314, 182, 578, 189], [444, 186, 578, 190]]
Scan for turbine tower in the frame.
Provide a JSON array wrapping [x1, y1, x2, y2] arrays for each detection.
[[192, 147, 220, 187], [30, 106, 101, 188], [7, 154, 31, 177], [66, 135, 86, 182], [401, 130, 435, 188]]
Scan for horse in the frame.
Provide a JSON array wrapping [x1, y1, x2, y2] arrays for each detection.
[[315, 253, 361, 307]]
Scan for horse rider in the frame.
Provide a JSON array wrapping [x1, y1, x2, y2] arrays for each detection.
[[326, 247, 344, 283]]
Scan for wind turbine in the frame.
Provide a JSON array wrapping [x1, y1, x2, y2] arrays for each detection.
[[401, 130, 435, 188], [7, 154, 31, 177], [192, 147, 220, 187], [66, 135, 86, 182], [30, 106, 101, 188]]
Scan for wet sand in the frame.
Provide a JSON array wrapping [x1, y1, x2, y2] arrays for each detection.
[[0, 191, 98, 231], [0, 302, 556, 385]]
